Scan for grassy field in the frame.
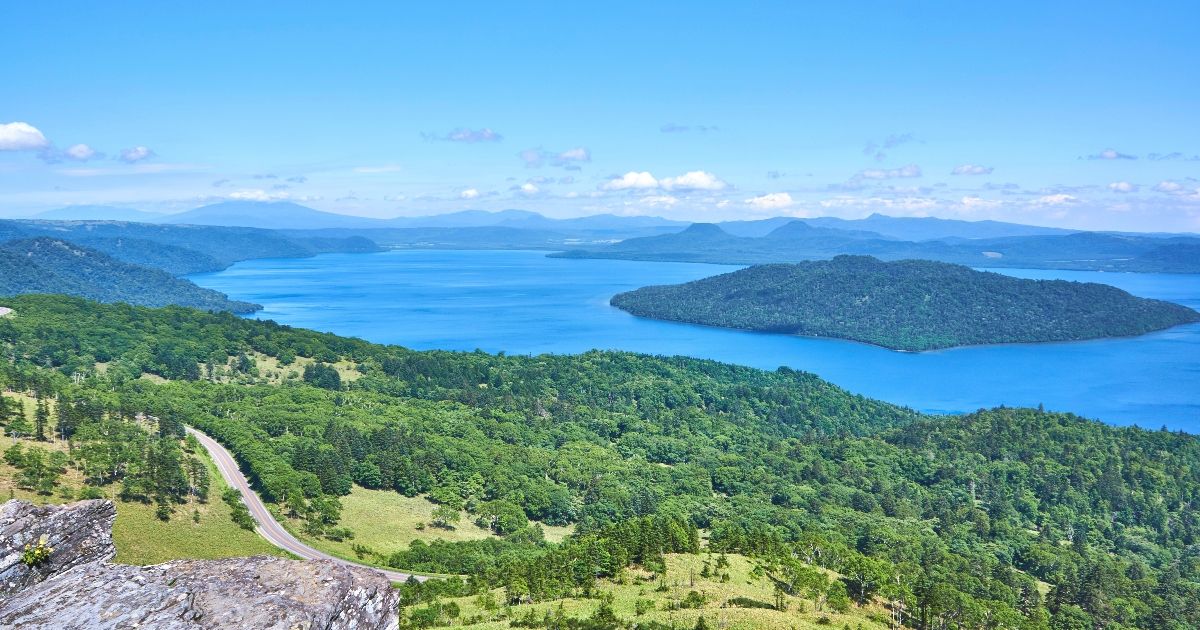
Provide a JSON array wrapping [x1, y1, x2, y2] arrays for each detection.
[[112, 446, 286, 565], [290, 486, 575, 565], [432, 552, 891, 630], [0, 422, 284, 565], [217, 352, 362, 385]]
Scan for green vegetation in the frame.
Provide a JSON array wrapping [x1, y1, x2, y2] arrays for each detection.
[[611, 255, 1200, 351], [1, 293, 1198, 628], [0, 388, 282, 565], [0, 237, 259, 313]]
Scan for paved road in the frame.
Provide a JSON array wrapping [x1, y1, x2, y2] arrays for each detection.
[[186, 426, 427, 583]]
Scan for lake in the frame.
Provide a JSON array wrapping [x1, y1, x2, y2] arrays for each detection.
[[190, 249, 1200, 432]]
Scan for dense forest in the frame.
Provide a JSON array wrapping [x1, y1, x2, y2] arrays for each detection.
[[554, 221, 1200, 274], [0, 238, 260, 313], [1, 294, 1198, 628], [610, 255, 1200, 351]]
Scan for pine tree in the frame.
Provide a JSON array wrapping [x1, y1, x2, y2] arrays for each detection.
[[6, 406, 32, 442], [0, 394, 14, 426], [34, 398, 49, 441]]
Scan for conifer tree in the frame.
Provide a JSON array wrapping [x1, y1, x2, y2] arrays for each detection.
[[34, 398, 49, 441]]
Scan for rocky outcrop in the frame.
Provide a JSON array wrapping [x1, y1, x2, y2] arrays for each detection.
[[1, 498, 117, 596], [0, 500, 399, 630], [0, 555, 399, 629]]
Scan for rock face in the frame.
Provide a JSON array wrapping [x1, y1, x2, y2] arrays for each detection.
[[0, 500, 399, 630], [0, 498, 117, 596]]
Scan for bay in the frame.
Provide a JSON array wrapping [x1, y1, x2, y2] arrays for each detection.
[[190, 249, 1200, 431]]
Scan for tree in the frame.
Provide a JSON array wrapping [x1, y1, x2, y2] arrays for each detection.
[[303, 364, 341, 390], [6, 410, 32, 443], [33, 398, 49, 441], [827, 580, 851, 614], [431, 504, 461, 529]]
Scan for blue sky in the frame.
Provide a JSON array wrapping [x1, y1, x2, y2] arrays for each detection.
[[2, 1, 1198, 230]]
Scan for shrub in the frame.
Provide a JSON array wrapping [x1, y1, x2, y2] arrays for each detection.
[[21, 535, 53, 567]]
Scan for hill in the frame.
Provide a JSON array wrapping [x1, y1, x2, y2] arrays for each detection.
[[0, 294, 1197, 628], [0, 238, 259, 312], [160, 201, 388, 230], [611, 255, 1200, 351], [1, 219, 381, 274], [803, 212, 1075, 240], [557, 220, 1200, 273], [159, 203, 686, 237]]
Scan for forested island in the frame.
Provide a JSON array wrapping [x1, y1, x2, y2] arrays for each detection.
[[0, 294, 1198, 628], [611, 255, 1200, 351]]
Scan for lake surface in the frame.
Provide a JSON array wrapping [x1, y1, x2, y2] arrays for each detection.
[[190, 250, 1200, 432]]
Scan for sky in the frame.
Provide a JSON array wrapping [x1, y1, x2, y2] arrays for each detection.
[[1, 1, 1199, 231]]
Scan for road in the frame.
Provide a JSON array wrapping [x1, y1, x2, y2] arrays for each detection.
[[186, 426, 427, 583]]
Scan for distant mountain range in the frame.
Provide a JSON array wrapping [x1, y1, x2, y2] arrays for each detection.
[[0, 218, 381, 275], [0, 238, 259, 313], [555, 221, 1200, 273], [18, 202, 1200, 273]]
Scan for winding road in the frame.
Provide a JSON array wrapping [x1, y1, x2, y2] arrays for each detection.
[[186, 426, 427, 583]]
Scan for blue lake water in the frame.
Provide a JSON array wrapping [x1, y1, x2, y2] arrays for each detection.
[[190, 249, 1200, 432]]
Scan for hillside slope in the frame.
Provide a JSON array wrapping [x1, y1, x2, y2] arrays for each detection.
[[611, 255, 1200, 350], [0, 238, 259, 313], [0, 294, 1197, 628]]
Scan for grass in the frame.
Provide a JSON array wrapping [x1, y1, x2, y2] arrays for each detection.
[[111, 445, 287, 564], [433, 552, 891, 630], [289, 486, 574, 568], [212, 352, 362, 386], [0, 427, 284, 566]]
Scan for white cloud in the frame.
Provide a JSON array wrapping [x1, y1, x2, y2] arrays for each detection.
[[602, 171, 659, 190], [63, 144, 97, 161], [1154, 180, 1184, 193], [640, 195, 678, 207], [0, 122, 50, 151], [818, 196, 938, 212], [353, 164, 404, 174], [960, 196, 1003, 209], [660, 170, 727, 191], [229, 189, 290, 201], [460, 188, 480, 199], [1088, 148, 1136, 160], [557, 147, 591, 163], [1033, 193, 1078, 206], [519, 146, 592, 168], [745, 192, 794, 210], [951, 164, 993, 175], [858, 164, 922, 180], [519, 182, 539, 195], [1107, 181, 1137, 193], [119, 146, 155, 163], [440, 128, 502, 143]]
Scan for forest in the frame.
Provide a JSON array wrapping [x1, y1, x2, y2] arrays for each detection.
[[610, 255, 1200, 351], [0, 238, 261, 313], [1, 294, 1198, 629]]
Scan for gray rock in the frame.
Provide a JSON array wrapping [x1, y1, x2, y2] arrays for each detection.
[[0, 555, 399, 629], [0, 500, 399, 629], [0, 498, 117, 597]]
